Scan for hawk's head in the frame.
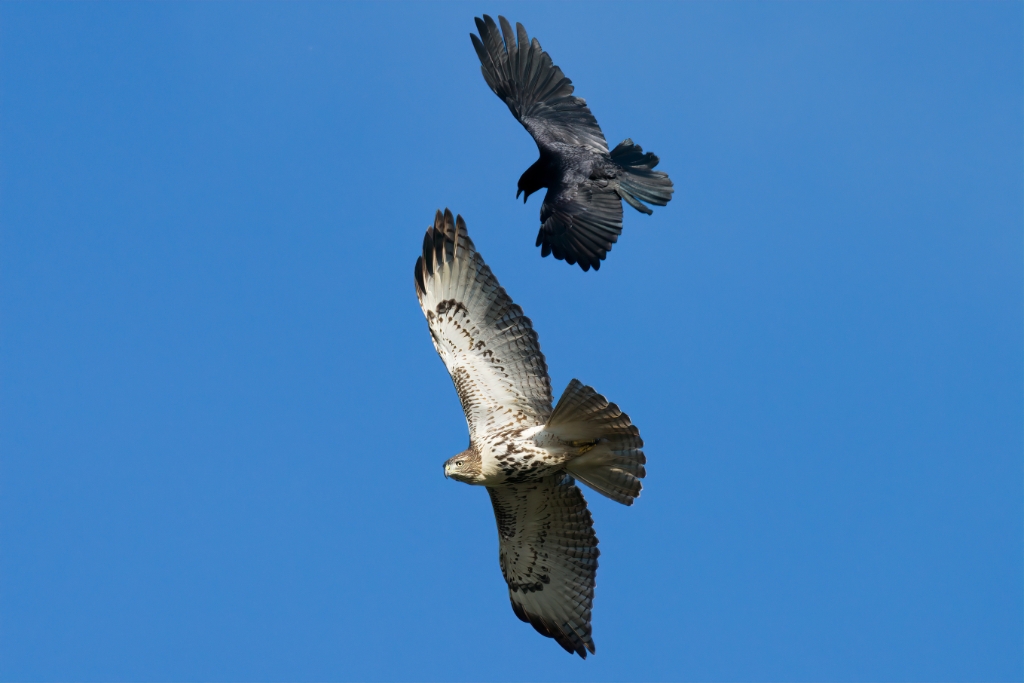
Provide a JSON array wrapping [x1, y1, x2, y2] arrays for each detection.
[[444, 446, 483, 484]]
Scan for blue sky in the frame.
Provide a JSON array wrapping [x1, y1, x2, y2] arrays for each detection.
[[1, 3, 1020, 681]]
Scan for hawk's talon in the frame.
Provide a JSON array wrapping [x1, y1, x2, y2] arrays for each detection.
[[569, 438, 600, 455]]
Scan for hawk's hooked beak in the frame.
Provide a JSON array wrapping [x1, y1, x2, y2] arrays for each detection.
[[443, 463, 449, 479]]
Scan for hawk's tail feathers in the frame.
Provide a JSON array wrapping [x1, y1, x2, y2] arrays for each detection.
[[611, 138, 674, 214], [547, 379, 646, 506]]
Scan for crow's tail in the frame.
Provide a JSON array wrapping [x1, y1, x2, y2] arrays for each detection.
[[611, 138, 674, 214]]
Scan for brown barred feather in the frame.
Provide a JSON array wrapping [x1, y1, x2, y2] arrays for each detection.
[[549, 380, 646, 505], [415, 209, 552, 440], [487, 475, 599, 658]]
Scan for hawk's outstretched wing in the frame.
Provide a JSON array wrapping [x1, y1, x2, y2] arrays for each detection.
[[487, 474, 599, 659], [538, 181, 624, 272], [415, 209, 553, 440], [471, 15, 608, 154]]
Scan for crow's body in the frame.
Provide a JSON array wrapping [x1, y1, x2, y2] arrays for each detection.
[[471, 15, 674, 271]]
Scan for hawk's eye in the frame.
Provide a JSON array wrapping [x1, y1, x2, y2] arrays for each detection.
[[456, 461, 463, 467]]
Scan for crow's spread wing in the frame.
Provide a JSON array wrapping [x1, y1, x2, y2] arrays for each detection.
[[488, 474, 599, 659], [537, 182, 624, 271], [471, 15, 608, 154], [415, 209, 553, 440]]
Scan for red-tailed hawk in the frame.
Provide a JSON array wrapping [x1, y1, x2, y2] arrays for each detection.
[[414, 209, 647, 658]]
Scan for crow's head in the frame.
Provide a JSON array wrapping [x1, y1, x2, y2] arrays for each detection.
[[516, 181, 534, 203], [517, 159, 546, 203]]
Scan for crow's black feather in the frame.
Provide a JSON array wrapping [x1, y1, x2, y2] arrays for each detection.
[[471, 15, 675, 271]]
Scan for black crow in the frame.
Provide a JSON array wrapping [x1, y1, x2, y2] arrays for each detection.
[[471, 15, 674, 271]]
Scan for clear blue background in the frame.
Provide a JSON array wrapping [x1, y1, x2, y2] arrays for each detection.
[[1, 3, 1020, 681]]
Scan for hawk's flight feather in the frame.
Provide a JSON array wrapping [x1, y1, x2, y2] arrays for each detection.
[[415, 209, 647, 658]]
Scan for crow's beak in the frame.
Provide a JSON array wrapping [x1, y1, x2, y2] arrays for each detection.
[[516, 188, 522, 200]]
